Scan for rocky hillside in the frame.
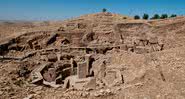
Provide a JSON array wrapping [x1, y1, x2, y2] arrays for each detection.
[[1, 12, 185, 99]]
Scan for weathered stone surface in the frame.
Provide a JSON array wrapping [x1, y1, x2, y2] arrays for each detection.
[[40, 55, 47, 61], [43, 80, 61, 88], [120, 44, 127, 51], [77, 61, 88, 79], [30, 63, 53, 84], [85, 78, 96, 89], [102, 69, 123, 87], [63, 77, 70, 89], [63, 75, 95, 90], [30, 72, 43, 84], [135, 46, 149, 54], [47, 53, 58, 62], [43, 68, 56, 82]]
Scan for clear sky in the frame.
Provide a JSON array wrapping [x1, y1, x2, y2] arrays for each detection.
[[0, 0, 185, 20]]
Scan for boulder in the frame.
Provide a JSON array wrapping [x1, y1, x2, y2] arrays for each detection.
[[47, 53, 58, 62], [43, 68, 56, 82], [102, 69, 123, 87]]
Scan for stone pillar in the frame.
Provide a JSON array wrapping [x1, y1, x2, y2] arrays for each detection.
[[77, 62, 88, 79], [85, 54, 91, 75], [56, 53, 61, 61], [70, 58, 74, 75]]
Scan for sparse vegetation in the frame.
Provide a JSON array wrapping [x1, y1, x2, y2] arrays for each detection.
[[150, 14, 177, 20], [170, 14, 177, 18], [143, 14, 149, 20], [134, 15, 140, 19], [151, 14, 160, 19], [160, 14, 168, 19], [134, 13, 178, 20]]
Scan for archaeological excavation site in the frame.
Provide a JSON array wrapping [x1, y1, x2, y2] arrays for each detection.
[[1, 12, 185, 99]]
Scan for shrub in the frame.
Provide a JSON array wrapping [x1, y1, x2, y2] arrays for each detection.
[[143, 14, 149, 20], [160, 14, 168, 19], [123, 17, 127, 19], [102, 8, 107, 13], [151, 14, 160, 19], [170, 14, 177, 18], [134, 15, 140, 19]]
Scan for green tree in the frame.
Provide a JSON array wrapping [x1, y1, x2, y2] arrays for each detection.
[[160, 14, 168, 19], [170, 14, 177, 18], [102, 8, 107, 12], [151, 14, 160, 19], [134, 15, 140, 19], [143, 14, 149, 20]]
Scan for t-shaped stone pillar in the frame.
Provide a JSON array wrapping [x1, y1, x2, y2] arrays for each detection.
[[77, 61, 88, 79], [85, 54, 92, 75]]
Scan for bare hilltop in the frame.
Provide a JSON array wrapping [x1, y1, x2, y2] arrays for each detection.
[[1, 12, 185, 99]]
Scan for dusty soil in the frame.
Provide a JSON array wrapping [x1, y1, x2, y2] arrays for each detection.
[[1, 12, 185, 99]]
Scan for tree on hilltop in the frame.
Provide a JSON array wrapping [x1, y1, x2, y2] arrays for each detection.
[[102, 8, 107, 12], [170, 14, 177, 18], [134, 15, 140, 19], [143, 13, 149, 20], [151, 14, 160, 19], [160, 14, 168, 19]]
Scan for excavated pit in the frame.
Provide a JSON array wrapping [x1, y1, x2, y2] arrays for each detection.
[[0, 21, 165, 89], [1, 13, 185, 99]]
